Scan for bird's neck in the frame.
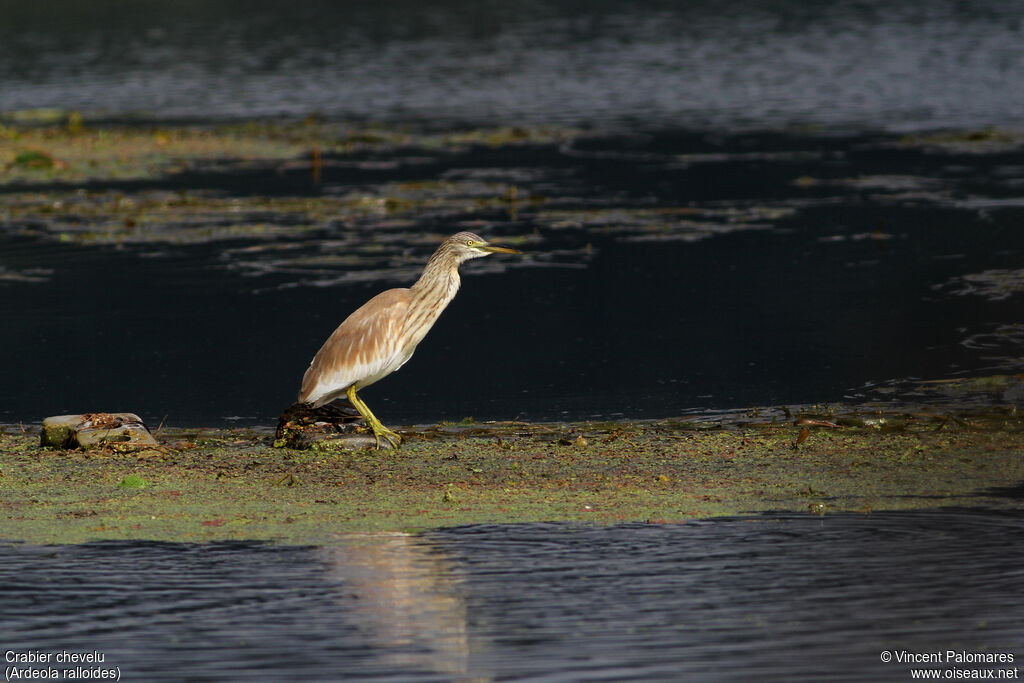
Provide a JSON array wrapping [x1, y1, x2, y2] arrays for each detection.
[[396, 247, 469, 353], [409, 260, 461, 312]]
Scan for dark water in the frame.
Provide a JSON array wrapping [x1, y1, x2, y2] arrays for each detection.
[[2, 2, 1024, 426], [2, 511, 1023, 681], [2, 0, 1024, 130], [2, 129, 1023, 426]]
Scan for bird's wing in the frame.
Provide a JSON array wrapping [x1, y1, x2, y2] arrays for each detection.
[[299, 288, 411, 406]]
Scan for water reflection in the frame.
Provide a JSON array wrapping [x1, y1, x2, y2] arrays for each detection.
[[319, 532, 482, 681], [429, 512, 1024, 681], [0, 535, 482, 681]]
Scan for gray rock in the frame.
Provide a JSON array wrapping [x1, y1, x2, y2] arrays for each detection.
[[40, 413, 159, 449]]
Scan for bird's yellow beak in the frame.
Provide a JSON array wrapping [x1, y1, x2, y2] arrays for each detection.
[[480, 243, 522, 255]]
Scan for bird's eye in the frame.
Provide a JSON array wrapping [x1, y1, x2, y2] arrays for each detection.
[[467, 240, 481, 247]]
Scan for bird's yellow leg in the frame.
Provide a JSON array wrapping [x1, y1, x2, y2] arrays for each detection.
[[346, 385, 402, 449]]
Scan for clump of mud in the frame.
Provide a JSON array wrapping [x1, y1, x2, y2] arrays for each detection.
[[273, 401, 363, 448]]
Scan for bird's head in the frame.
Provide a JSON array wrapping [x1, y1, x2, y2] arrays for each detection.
[[446, 231, 522, 263]]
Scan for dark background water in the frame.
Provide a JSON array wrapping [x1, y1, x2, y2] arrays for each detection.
[[3, 511, 1023, 682], [1, 1, 1023, 427], [2, 131, 1022, 426]]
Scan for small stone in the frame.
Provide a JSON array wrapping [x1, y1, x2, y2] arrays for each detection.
[[40, 417, 77, 448], [40, 413, 159, 450]]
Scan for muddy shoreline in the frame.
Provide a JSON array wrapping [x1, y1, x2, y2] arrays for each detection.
[[2, 405, 1021, 545]]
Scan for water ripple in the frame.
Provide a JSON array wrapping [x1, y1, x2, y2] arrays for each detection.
[[3, 511, 1024, 681]]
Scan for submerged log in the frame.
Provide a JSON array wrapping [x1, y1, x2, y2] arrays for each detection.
[[273, 401, 372, 449]]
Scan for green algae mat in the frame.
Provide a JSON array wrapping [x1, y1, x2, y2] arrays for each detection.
[[1, 408, 1022, 544]]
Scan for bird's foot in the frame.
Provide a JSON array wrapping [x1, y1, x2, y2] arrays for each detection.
[[344, 386, 402, 449], [370, 423, 403, 449]]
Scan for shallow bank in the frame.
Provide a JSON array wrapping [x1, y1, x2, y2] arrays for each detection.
[[1, 407, 1021, 545]]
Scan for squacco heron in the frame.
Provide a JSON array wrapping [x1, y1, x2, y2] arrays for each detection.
[[298, 231, 521, 448]]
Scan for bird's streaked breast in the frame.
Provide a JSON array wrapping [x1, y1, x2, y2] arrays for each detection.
[[298, 249, 468, 408]]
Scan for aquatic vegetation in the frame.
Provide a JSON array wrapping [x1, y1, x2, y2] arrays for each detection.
[[861, 373, 1024, 406], [898, 127, 1024, 155], [4, 119, 1022, 301], [0, 117, 581, 186], [536, 206, 787, 242], [116, 474, 149, 489], [937, 268, 1024, 301], [831, 174, 946, 191], [5, 190, 327, 246], [0, 123, 305, 183], [0, 264, 52, 283], [0, 117, 589, 287], [11, 149, 60, 170]]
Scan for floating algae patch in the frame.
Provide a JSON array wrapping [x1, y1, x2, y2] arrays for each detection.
[[117, 474, 149, 489], [4, 190, 331, 246], [887, 374, 1024, 405], [0, 264, 52, 283], [0, 120, 845, 291], [897, 127, 1024, 155], [0, 118, 582, 186], [5, 120, 1024, 299], [0, 122, 309, 184], [0, 119, 586, 286], [936, 268, 1024, 302], [1, 407, 1023, 544], [0, 185, 554, 289], [535, 205, 790, 243]]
